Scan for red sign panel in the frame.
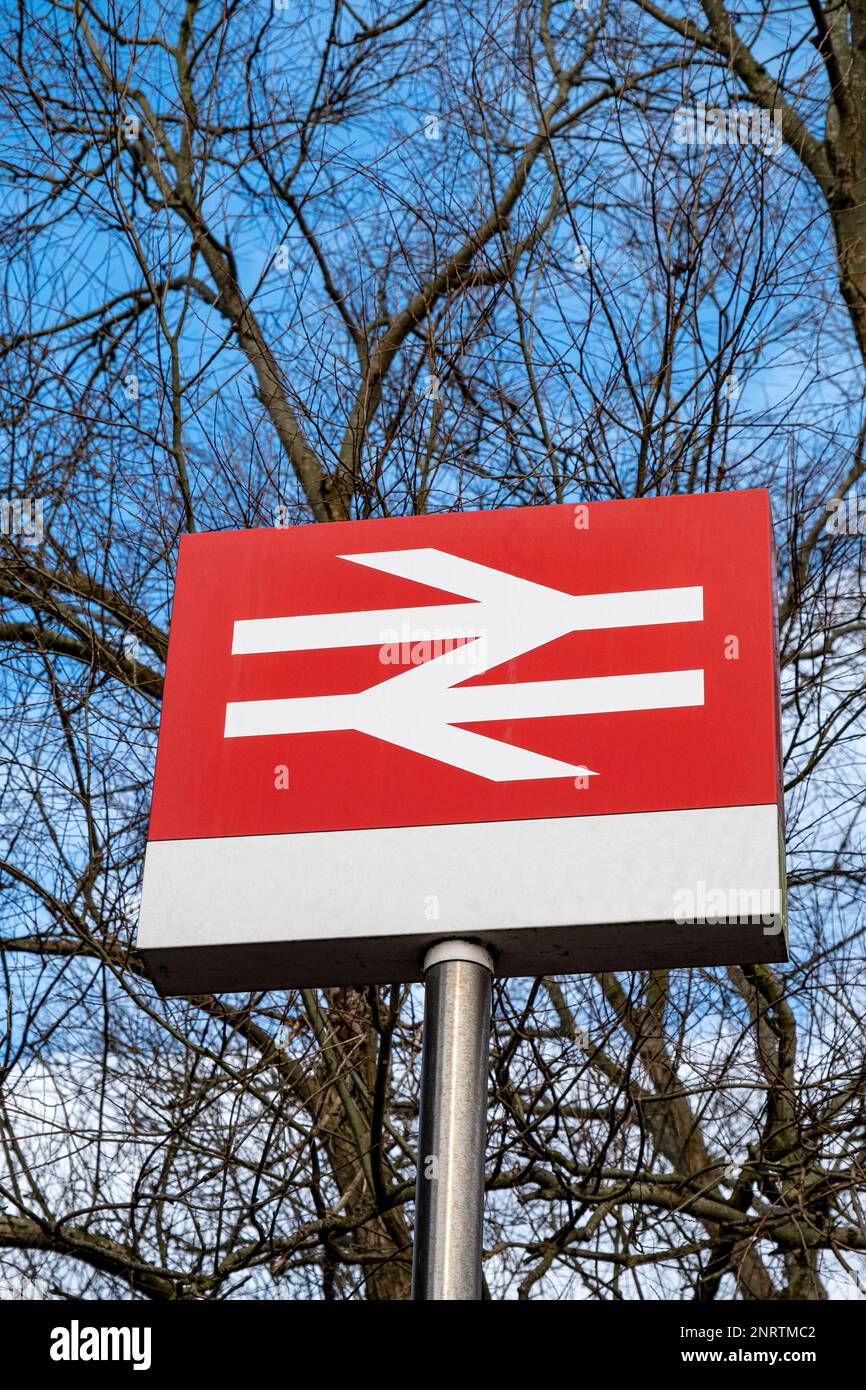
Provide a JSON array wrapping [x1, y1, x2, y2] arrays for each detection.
[[148, 490, 780, 841]]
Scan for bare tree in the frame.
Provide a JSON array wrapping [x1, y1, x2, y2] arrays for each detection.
[[0, 0, 863, 1299]]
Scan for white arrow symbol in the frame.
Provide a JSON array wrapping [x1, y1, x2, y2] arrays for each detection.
[[224, 548, 704, 781]]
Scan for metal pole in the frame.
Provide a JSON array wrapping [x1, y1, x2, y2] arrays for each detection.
[[412, 940, 494, 1301]]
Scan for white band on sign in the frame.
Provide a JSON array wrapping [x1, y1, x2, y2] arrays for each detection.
[[422, 940, 495, 974]]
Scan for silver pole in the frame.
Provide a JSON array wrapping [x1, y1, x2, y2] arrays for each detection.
[[412, 940, 494, 1301]]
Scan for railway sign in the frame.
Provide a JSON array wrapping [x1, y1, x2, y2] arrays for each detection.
[[137, 490, 786, 993]]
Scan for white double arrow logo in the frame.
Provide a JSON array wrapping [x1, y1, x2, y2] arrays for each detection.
[[224, 548, 704, 782]]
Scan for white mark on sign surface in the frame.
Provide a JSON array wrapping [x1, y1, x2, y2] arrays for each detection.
[[225, 549, 704, 781]]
